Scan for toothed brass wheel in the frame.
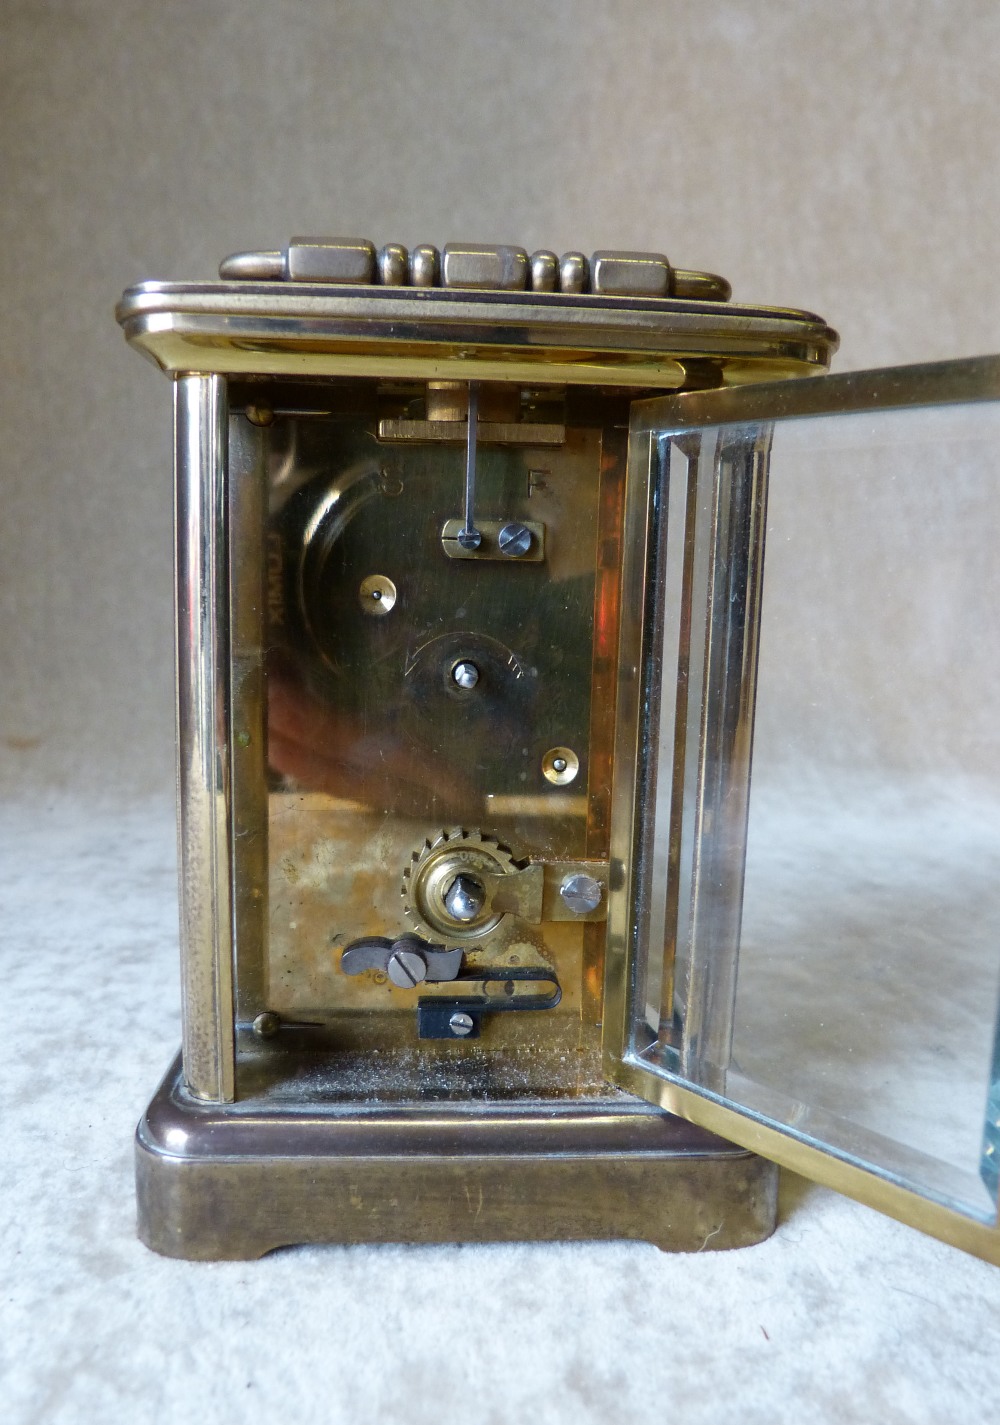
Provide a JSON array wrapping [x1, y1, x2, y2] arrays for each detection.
[[402, 828, 517, 943]]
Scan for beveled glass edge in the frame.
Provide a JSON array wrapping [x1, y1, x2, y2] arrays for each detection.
[[608, 368, 1000, 1264], [227, 413, 269, 1037], [639, 1044, 993, 1216], [630, 353, 1000, 432], [174, 375, 236, 1102], [610, 1055, 1000, 1267], [604, 422, 771, 1089], [674, 425, 772, 1085], [603, 427, 658, 1071]]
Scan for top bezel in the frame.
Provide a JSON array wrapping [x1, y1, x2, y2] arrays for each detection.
[[115, 277, 839, 389]]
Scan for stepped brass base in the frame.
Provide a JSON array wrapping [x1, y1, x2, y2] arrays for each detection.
[[136, 1056, 778, 1260]]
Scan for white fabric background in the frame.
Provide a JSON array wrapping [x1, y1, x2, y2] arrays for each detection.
[[4, 800, 999, 1423], [3, 3, 1000, 1421]]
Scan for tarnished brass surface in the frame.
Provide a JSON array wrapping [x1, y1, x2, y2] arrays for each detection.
[[628, 352, 1000, 430], [612, 1059, 1000, 1268], [441, 241, 529, 291], [424, 380, 522, 423], [404, 829, 521, 941], [671, 269, 731, 303], [115, 281, 837, 387], [591, 250, 670, 298], [217, 242, 732, 303], [122, 256, 840, 1260], [380, 419, 565, 445], [440, 516, 546, 561], [244, 398, 622, 1063], [136, 1058, 779, 1260], [287, 236, 376, 284]]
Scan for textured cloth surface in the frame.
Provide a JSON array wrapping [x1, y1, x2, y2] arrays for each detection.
[[2, 799, 999, 1425]]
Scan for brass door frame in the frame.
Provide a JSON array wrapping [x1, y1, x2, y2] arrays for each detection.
[[603, 353, 1000, 1266]]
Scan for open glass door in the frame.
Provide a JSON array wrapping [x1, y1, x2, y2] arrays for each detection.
[[605, 356, 1000, 1263]]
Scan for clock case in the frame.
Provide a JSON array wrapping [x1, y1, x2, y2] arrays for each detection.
[[116, 243, 1000, 1264]]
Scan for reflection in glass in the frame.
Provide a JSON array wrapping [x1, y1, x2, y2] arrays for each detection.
[[634, 401, 1000, 1219]]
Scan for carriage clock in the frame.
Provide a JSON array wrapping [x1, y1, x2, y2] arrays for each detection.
[[116, 238, 1000, 1264]]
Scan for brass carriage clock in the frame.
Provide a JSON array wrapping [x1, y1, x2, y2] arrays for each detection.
[[117, 238, 1000, 1263]]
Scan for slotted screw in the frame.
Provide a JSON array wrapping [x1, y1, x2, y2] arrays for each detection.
[[498, 522, 532, 557]]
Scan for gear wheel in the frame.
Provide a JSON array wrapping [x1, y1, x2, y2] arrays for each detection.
[[402, 828, 517, 943]]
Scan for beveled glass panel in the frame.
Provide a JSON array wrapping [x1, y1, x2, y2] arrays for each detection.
[[629, 390, 1000, 1222]]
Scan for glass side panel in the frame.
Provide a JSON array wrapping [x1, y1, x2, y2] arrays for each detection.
[[631, 399, 1000, 1221]]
